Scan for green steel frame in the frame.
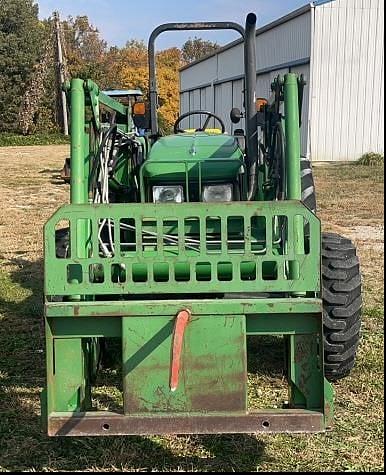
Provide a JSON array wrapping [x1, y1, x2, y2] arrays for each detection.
[[45, 201, 320, 296], [42, 74, 334, 437], [43, 301, 333, 436]]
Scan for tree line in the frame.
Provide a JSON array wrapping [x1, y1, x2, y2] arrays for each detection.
[[0, 0, 219, 134]]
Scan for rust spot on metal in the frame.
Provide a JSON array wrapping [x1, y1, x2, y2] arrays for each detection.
[[324, 401, 334, 430], [294, 339, 311, 365], [47, 410, 325, 437], [91, 311, 126, 317], [123, 391, 142, 415], [191, 391, 246, 412], [74, 305, 80, 317], [324, 401, 332, 419]]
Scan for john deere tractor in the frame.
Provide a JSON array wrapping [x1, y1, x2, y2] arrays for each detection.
[[60, 88, 144, 183], [42, 14, 362, 436]]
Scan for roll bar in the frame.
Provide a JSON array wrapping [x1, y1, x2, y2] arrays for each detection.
[[148, 14, 258, 189]]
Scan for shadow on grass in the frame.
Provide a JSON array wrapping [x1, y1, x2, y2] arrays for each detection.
[[39, 168, 62, 174], [0, 258, 286, 472], [38, 165, 69, 186]]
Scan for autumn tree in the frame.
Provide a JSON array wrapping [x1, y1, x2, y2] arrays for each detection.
[[0, 6, 186, 135], [119, 44, 183, 131], [61, 15, 108, 86], [99, 46, 127, 89], [122, 39, 148, 67], [0, 0, 44, 132], [182, 37, 219, 63]]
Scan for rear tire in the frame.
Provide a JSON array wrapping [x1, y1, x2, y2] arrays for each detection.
[[55, 228, 70, 258], [322, 233, 362, 382], [301, 157, 317, 212]]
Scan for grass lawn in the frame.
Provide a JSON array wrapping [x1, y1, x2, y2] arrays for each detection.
[[0, 146, 384, 472]]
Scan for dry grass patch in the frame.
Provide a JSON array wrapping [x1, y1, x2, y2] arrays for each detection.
[[0, 145, 69, 264]]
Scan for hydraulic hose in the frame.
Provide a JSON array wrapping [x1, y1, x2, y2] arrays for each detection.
[[89, 124, 117, 197]]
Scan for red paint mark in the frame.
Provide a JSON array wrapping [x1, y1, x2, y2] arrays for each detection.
[[170, 309, 191, 392]]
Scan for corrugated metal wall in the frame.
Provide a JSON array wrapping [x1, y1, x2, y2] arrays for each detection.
[[180, 56, 217, 91], [180, 10, 312, 155], [180, 0, 384, 161], [310, 0, 384, 161]]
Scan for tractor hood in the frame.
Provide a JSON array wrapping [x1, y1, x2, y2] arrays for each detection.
[[142, 133, 244, 182]]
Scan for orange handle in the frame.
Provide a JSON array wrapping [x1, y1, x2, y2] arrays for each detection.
[[170, 309, 191, 392]]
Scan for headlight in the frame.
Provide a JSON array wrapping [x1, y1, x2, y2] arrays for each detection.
[[202, 184, 233, 202], [153, 186, 184, 203]]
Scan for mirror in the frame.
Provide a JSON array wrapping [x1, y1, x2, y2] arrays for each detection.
[[230, 108, 242, 124]]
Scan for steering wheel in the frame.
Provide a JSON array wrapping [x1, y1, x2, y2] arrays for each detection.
[[174, 111, 226, 134]]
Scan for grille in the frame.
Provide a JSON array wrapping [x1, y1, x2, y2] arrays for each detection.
[[45, 201, 321, 297]]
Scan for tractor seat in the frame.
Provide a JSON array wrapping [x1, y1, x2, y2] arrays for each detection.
[[183, 128, 223, 135]]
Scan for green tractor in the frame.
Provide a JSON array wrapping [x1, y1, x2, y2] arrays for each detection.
[[60, 88, 144, 183], [42, 14, 362, 436]]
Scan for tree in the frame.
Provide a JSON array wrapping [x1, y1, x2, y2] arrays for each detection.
[[182, 37, 219, 64], [122, 39, 148, 67], [0, 5, 187, 135], [61, 15, 107, 85], [19, 20, 56, 135], [0, 0, 44, 132], [119, 45, 183, 131]]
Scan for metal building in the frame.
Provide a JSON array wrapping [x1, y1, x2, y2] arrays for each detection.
[[179, 0, 384, 161]]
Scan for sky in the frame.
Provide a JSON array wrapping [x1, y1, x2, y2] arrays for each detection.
[[36, 0, 308, 49]]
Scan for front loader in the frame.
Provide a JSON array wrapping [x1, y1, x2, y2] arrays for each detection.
[[42, 13, 362, 437]]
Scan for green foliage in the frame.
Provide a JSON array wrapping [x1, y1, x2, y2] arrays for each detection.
[[0, 0, 44, 132], [19, 19, 58, 134], [358, 152, 384, 167], [0, 132, 69, 147], [182, 37, 219, 63]]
